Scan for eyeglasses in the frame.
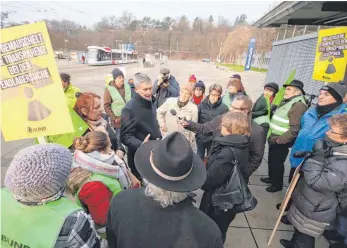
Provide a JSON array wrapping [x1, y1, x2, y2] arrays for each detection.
[[230, 105, 247, 111], [328, 129, 344, 136], [209, 93, 220, 98]]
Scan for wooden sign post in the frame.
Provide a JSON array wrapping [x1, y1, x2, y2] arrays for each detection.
[[268, 163, 303, 246]]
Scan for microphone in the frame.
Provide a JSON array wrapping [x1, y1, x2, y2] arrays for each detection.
[[170, 109, 187, 121], [293, 151, 312, 159]]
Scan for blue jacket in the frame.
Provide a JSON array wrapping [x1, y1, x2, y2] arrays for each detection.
[[289, 103, 347, 168]]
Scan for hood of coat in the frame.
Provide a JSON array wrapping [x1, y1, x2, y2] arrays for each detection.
[[214, 134, 250, 149], [331, 143, 347, 157]]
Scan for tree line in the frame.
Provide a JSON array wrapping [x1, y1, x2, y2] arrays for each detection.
[[1, 11, 276, 62]]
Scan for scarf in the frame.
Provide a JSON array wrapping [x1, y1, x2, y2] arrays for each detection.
[[87, 118, 108, 134], [193, 94, 204, 105], [73, 150, 130, 189], [316, 102, 341, 117], [177, 99, 189, 108]]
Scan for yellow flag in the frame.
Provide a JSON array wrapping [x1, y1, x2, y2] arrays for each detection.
[[312, 27, 347, 83], [1, 21, 74, 141]]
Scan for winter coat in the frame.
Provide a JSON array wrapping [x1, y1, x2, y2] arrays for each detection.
[[152, 76, 180, 108], [186, 116, 265, 177], [200, 135, 250, 213], [222, 91, 245, 108], [120, 93, 162, 174], [157, 97, 198, 149], [129, 83, 135, 98], [252, 94, 268, 119], [106, 188, 224, 248], [71, 150, 130, 227], [288, 144, 347, 237], [197, 97, 229, 145], [290, 103, 347, 168]]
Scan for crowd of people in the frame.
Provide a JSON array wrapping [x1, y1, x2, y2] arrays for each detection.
[[2, 66, 347, 248]]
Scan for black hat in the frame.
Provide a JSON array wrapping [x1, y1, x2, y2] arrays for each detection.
[[194, 80, 206, 93], [60, 73, 70, 83], [285, 80, 305, 95], [134, 132, 206, 192], [264, 82, 279, 94], [112, 68, 124, 80], [230, 74, 241, 80], [321, 83, 347, 104]]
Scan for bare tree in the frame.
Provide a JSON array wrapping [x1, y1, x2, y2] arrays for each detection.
[[118, 11, 135, 29]]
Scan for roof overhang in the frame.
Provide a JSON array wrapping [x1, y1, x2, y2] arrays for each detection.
[[253, 1, 347, 28]]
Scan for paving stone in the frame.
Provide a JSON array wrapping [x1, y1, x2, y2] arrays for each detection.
[[224, 227, 257, 248], [245, 185, 294, 231], [249, 175, 290, 187], [252, 229, 331, 248]]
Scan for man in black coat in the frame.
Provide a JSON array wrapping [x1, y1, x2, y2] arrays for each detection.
[[121, 73, 162, 179], [180, 95, 265, 178], [106, 132, 224, 248]]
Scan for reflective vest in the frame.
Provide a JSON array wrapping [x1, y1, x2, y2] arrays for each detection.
[[1, 188, 81, 248], [269, 96, 306, 136], [35, 109, 89, 148], [254, 95, 271, 125], [64, 84, 80, 109], [76, 173, 123, 239], [107, 84, 131, 116]]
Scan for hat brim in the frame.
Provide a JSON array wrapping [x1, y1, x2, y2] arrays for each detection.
[[284, 84, 305, 95], [134, 140, 207, 192]]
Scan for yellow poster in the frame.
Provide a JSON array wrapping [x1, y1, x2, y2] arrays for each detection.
[[1, 21, 74, 141], [312, 27, 347, 83]]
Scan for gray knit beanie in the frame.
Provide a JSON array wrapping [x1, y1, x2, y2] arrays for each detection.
[[5, 144, 73, 203]]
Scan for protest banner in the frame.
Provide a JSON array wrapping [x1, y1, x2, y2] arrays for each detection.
[[1, 21, 74, 141], [312, 27, 347, 83]]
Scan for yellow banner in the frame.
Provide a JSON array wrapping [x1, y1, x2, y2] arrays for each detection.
[[312, 27, 347, 83], [1, 21, 74, 141]]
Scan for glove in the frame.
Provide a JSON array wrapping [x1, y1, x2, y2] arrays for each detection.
[[311, 139, 331, 163]]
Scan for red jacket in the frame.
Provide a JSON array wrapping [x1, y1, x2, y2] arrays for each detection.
[[78, 181, 113, 226]]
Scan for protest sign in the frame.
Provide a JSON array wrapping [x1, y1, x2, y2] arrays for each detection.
[[1, 21, 73, 141], [312, 27, 347, 83]]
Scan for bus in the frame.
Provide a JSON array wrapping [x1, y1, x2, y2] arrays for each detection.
[[86, 46, 138, 66]]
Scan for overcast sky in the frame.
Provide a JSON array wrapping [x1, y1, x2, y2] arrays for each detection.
[[2, 1, 277, 28]]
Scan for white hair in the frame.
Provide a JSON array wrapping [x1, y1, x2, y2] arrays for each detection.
[[144, 179, 187, 208], [134, 73, 152, 88]]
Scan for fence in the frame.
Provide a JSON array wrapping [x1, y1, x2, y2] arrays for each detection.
[[265, 32, 327, 98]]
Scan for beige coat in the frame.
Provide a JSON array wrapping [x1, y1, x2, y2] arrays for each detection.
[[157, 97, 198, 149]]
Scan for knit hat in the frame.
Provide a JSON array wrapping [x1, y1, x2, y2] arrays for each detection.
[[230, 74, 241, 80], [181, 83, 194, 95], [189, 74, 197, 83], [194, 80, 206, 93], [112, 68, 124, 80], [321, 83, 347, 104], [264, 82, 279, 94], [5, 144, 73, 203]]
